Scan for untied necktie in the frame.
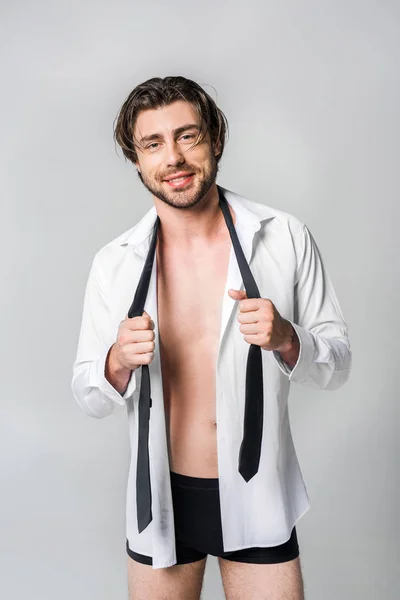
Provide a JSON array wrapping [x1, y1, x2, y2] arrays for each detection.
[[127, 186, 264, 534]]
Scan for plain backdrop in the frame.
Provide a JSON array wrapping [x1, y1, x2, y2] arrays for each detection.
[[1, 1, 398, 599]]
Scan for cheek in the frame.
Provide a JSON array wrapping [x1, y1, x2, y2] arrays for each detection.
[[190, 155, 212, 174], [142, 160, 161, 179]]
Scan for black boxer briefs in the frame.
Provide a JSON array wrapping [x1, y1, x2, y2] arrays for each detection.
[[126, 470, 300, 566]]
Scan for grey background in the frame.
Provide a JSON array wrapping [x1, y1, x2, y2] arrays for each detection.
[[1, 1, 398, 598]]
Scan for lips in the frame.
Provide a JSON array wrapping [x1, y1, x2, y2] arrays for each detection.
[[164, 173, 195, 188], [163, 172, 194, 182]]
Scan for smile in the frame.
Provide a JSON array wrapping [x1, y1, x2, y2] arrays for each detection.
[[164, 174, 194, 188]]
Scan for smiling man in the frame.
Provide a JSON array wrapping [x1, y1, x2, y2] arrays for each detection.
[[71, 76, 352, 600]]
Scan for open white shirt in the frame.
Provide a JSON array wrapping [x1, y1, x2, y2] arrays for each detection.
[[71, 185, 352, 569]]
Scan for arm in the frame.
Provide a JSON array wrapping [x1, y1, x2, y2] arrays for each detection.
[[273, 223, 352, 390], [71, 254, 137, 418], [105, 342, 135, 396], [277, 323, 300, 369]]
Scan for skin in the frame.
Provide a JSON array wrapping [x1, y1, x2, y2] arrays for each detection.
[[133, 99, 297, 355], [111, 99, 303, 599]]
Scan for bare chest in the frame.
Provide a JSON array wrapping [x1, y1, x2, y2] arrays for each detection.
[[155, 237, 232, 476], [156, 239, 231, 345]]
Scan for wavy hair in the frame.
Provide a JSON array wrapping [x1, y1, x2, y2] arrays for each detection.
[[113, 76, 229, 164]]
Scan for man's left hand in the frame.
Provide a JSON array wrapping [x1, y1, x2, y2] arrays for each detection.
[[228, 289, 294, 353]]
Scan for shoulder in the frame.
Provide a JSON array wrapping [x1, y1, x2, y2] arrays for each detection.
[[92, 225, 132, 256], [224, 186, 306, 237], [252, 198, 305, 232], [88, 221, 144, 285], [90, 201, 155, 268]]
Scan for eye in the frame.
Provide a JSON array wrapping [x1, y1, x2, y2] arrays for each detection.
[[146, 142, 160, 150], [180, 134, 195, 141]]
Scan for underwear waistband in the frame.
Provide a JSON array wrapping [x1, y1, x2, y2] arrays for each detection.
[[170, 470, 219, 490]]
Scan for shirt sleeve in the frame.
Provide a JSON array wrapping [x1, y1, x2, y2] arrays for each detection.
[[272, 223, 352, 390], [71, 253, 137, 418]]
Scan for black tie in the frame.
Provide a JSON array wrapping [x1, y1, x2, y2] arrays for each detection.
[[128, 186, 264, 534]]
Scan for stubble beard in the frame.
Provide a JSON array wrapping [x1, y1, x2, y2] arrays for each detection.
[[137, 153, 219, 210]]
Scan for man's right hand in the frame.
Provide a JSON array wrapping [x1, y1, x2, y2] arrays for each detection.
[[112, 310, 156, 371]]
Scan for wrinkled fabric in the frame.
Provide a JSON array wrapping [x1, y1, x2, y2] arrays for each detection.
[[71, 185, 352, 569]]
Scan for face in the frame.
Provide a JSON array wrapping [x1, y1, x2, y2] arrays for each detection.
[[133, 100, 220, 209]]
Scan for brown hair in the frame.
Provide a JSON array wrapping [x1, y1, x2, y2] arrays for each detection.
[[113, 76, 229, 164]]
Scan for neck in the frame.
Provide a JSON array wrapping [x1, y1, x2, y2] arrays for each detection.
[[153, 183, 236, 248]]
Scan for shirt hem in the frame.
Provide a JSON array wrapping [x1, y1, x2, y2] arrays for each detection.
[[221, 502, 311, 553]]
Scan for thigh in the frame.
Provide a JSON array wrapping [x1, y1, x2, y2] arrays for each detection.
[[127, 554, 207, 600], [218, 555, 305, 600]]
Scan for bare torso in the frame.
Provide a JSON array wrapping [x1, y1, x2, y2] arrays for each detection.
[[129, 210, 306, 600], [156, 223, 233, 478]]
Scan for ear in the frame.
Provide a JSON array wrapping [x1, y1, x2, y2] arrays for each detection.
[[213, 139, 221, 157]]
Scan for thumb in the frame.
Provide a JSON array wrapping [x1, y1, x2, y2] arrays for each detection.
[[228, 288, 247, 299], [125, 311, 149, 319]]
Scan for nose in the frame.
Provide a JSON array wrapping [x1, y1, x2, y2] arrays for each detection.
[[165, 140, 185, 166]]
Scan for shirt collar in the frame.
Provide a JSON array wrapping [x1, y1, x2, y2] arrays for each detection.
[[120, 184, 276, 258]]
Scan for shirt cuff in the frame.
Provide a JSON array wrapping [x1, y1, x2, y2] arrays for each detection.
[[272, 320, 315, 382], [89, 349, 137, 405]]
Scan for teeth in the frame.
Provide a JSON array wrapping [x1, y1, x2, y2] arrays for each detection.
[[168, 175, 190, 182]]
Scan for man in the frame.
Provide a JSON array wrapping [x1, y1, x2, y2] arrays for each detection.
[[71, 76, 351, 600]]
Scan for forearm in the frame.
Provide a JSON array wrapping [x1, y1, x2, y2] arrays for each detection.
[[278, 322, 300, 369], [274, 319, 351, 390], [105, 343, 133, 396]]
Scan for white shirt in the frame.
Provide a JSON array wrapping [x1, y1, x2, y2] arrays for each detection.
[[71, 185, 352, 569]]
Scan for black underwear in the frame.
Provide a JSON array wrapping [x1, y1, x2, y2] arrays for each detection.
[[126, 470, 300, 566]]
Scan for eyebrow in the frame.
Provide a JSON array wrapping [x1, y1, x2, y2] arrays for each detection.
[[138, 123, 200, 146]]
